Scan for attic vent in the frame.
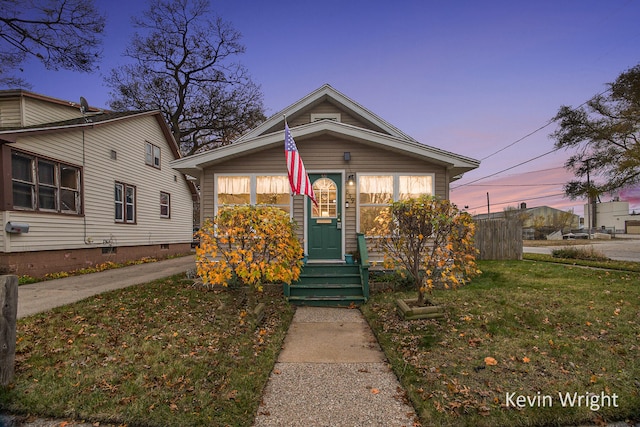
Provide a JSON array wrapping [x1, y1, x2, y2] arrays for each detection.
[[311, 113, 341, 122]]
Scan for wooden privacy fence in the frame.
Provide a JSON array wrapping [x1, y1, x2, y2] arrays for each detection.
[[474, 218, 522, 260]]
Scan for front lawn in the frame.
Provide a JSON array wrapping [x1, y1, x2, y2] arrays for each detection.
[[0, 276, 293, 427], [362, 260, 640, 427]]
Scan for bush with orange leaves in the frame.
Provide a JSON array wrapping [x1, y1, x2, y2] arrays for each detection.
[[367, 195, 480, 306], [196, 206, 303, 294]]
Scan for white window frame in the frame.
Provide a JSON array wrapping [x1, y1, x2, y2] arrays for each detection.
[[214, 173, 293, 216], [145, 141, 161, 169], [160, 191, 171, 218], [356, 173, 435, 233], [115, 182, 136, 224]]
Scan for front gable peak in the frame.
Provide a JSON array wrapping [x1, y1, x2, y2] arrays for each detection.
[[237, 84, 416, 142]]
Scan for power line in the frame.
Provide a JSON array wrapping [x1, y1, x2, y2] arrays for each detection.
[[462, 183, 564, 187], [451, 148, 561, 189], [478, 87, 612, 162], [480, 119, 556, 161], [466, 192, 567, 211]]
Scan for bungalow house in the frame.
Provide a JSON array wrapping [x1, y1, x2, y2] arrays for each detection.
[[171, 84, 479, 304], [0, 90, 196, 277]]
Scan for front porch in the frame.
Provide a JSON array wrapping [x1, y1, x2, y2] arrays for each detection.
[[284, 234, 370, 306]]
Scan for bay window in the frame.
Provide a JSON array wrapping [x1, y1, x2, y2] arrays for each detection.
[[11, 150, 81, 214]]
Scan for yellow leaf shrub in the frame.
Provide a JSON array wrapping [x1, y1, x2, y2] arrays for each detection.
[[195, 206, 303, 291], [367, 195, 480, 305]]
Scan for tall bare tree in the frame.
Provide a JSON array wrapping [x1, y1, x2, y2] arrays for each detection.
[[106, 0, 265, 156], [0, 0, 105, 87]]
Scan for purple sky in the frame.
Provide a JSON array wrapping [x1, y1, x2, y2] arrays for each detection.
[[18, 0, 640, 216]]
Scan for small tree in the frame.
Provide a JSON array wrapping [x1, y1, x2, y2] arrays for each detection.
[[368, 195, 479, 306], [196, 206, 303, 303]]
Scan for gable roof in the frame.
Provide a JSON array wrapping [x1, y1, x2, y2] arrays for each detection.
[[0, 89, 103, 112], [171, 84, 480, 179], [237, 84, 416, 142], [0, 110, 183, 161]]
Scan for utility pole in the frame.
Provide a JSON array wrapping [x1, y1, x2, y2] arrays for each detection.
[[486, 192, 490, 218], [585, 158, 596, 237]]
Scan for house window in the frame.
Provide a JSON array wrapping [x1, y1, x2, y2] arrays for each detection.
[[216, 174, 291, 214], [359, 175, 393, 234], [256, 175, 290, 213], [160, 191, 170, 218], [11, 150, 81, 214], [217, 176, 250, 206], [145, 142, 161, 168], [358, 174, 434, 234], [312, 178, 337, 218], [115, 182, 136, 223]]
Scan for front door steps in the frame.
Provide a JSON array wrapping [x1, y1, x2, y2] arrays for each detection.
[[285, 263, 368, 306]]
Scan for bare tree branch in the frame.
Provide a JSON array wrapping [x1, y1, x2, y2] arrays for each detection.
[[106, 0, 264, 156], [0, 0, 105, 86]]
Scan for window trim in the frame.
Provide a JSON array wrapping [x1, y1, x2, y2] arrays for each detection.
[[357, 173, 435, 233], [9, 149, 82, 215], [145, 141, 161, 169], [214, 173, 293, 216], [160, 191, 171, 219], [115, 181, 137, 224]]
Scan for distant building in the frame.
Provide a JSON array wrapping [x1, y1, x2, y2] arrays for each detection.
[[474, 205, 579, 240], [584, 200, 640, 234]]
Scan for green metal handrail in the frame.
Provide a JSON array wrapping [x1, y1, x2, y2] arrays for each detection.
[[356, 233, 370, 301]]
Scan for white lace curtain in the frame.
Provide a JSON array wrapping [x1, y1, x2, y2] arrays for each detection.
[[399, 175, 432, 199], [217, 176, 289, 194]]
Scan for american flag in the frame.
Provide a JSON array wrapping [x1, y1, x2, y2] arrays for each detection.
[[285, 123, 317, 205]]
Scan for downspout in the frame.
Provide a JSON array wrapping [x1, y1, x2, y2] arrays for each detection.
[[82, 127, 91, 245]]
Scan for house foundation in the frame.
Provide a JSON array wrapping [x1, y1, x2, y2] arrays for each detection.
[[0, 243, 192, 278]]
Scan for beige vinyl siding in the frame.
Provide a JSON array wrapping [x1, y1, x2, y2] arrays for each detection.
[[4, 115, 193, 253], [22, 97, 83, 126], [200, 135, 447, 255], [0, 98, 23, 127]]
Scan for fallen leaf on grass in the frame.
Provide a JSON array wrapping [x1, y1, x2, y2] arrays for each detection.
[[522, 357, 531, 363], [484, 357, 498, 366]]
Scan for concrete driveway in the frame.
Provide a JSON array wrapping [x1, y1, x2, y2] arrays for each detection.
[[524, 236, 640, 262], [17, 255, 195, 319]]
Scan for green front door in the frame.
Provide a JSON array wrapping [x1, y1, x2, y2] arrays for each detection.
[[307, 173, 342, 260]]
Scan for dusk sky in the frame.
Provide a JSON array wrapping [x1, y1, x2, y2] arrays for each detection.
[[16, 0, 640, 217]]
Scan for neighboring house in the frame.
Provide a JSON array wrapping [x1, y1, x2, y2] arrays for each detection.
[[172, 84, 479, 262], [0, 90, 196, 277]]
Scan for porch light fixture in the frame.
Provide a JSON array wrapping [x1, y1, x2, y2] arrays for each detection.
[[343, 152, 351, 162], [347, 174, 355, 186]]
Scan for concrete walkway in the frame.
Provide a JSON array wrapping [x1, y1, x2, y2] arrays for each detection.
[[17, 255, 195, 319], [253, 307, 418, 427]]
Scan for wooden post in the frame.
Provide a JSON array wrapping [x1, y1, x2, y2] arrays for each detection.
[[0, 275, 18, 386]]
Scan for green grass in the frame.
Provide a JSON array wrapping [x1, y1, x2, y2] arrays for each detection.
[[524, 252, 640, 272], [0, 275, 293, 427], [362, 260, 640, 427]]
